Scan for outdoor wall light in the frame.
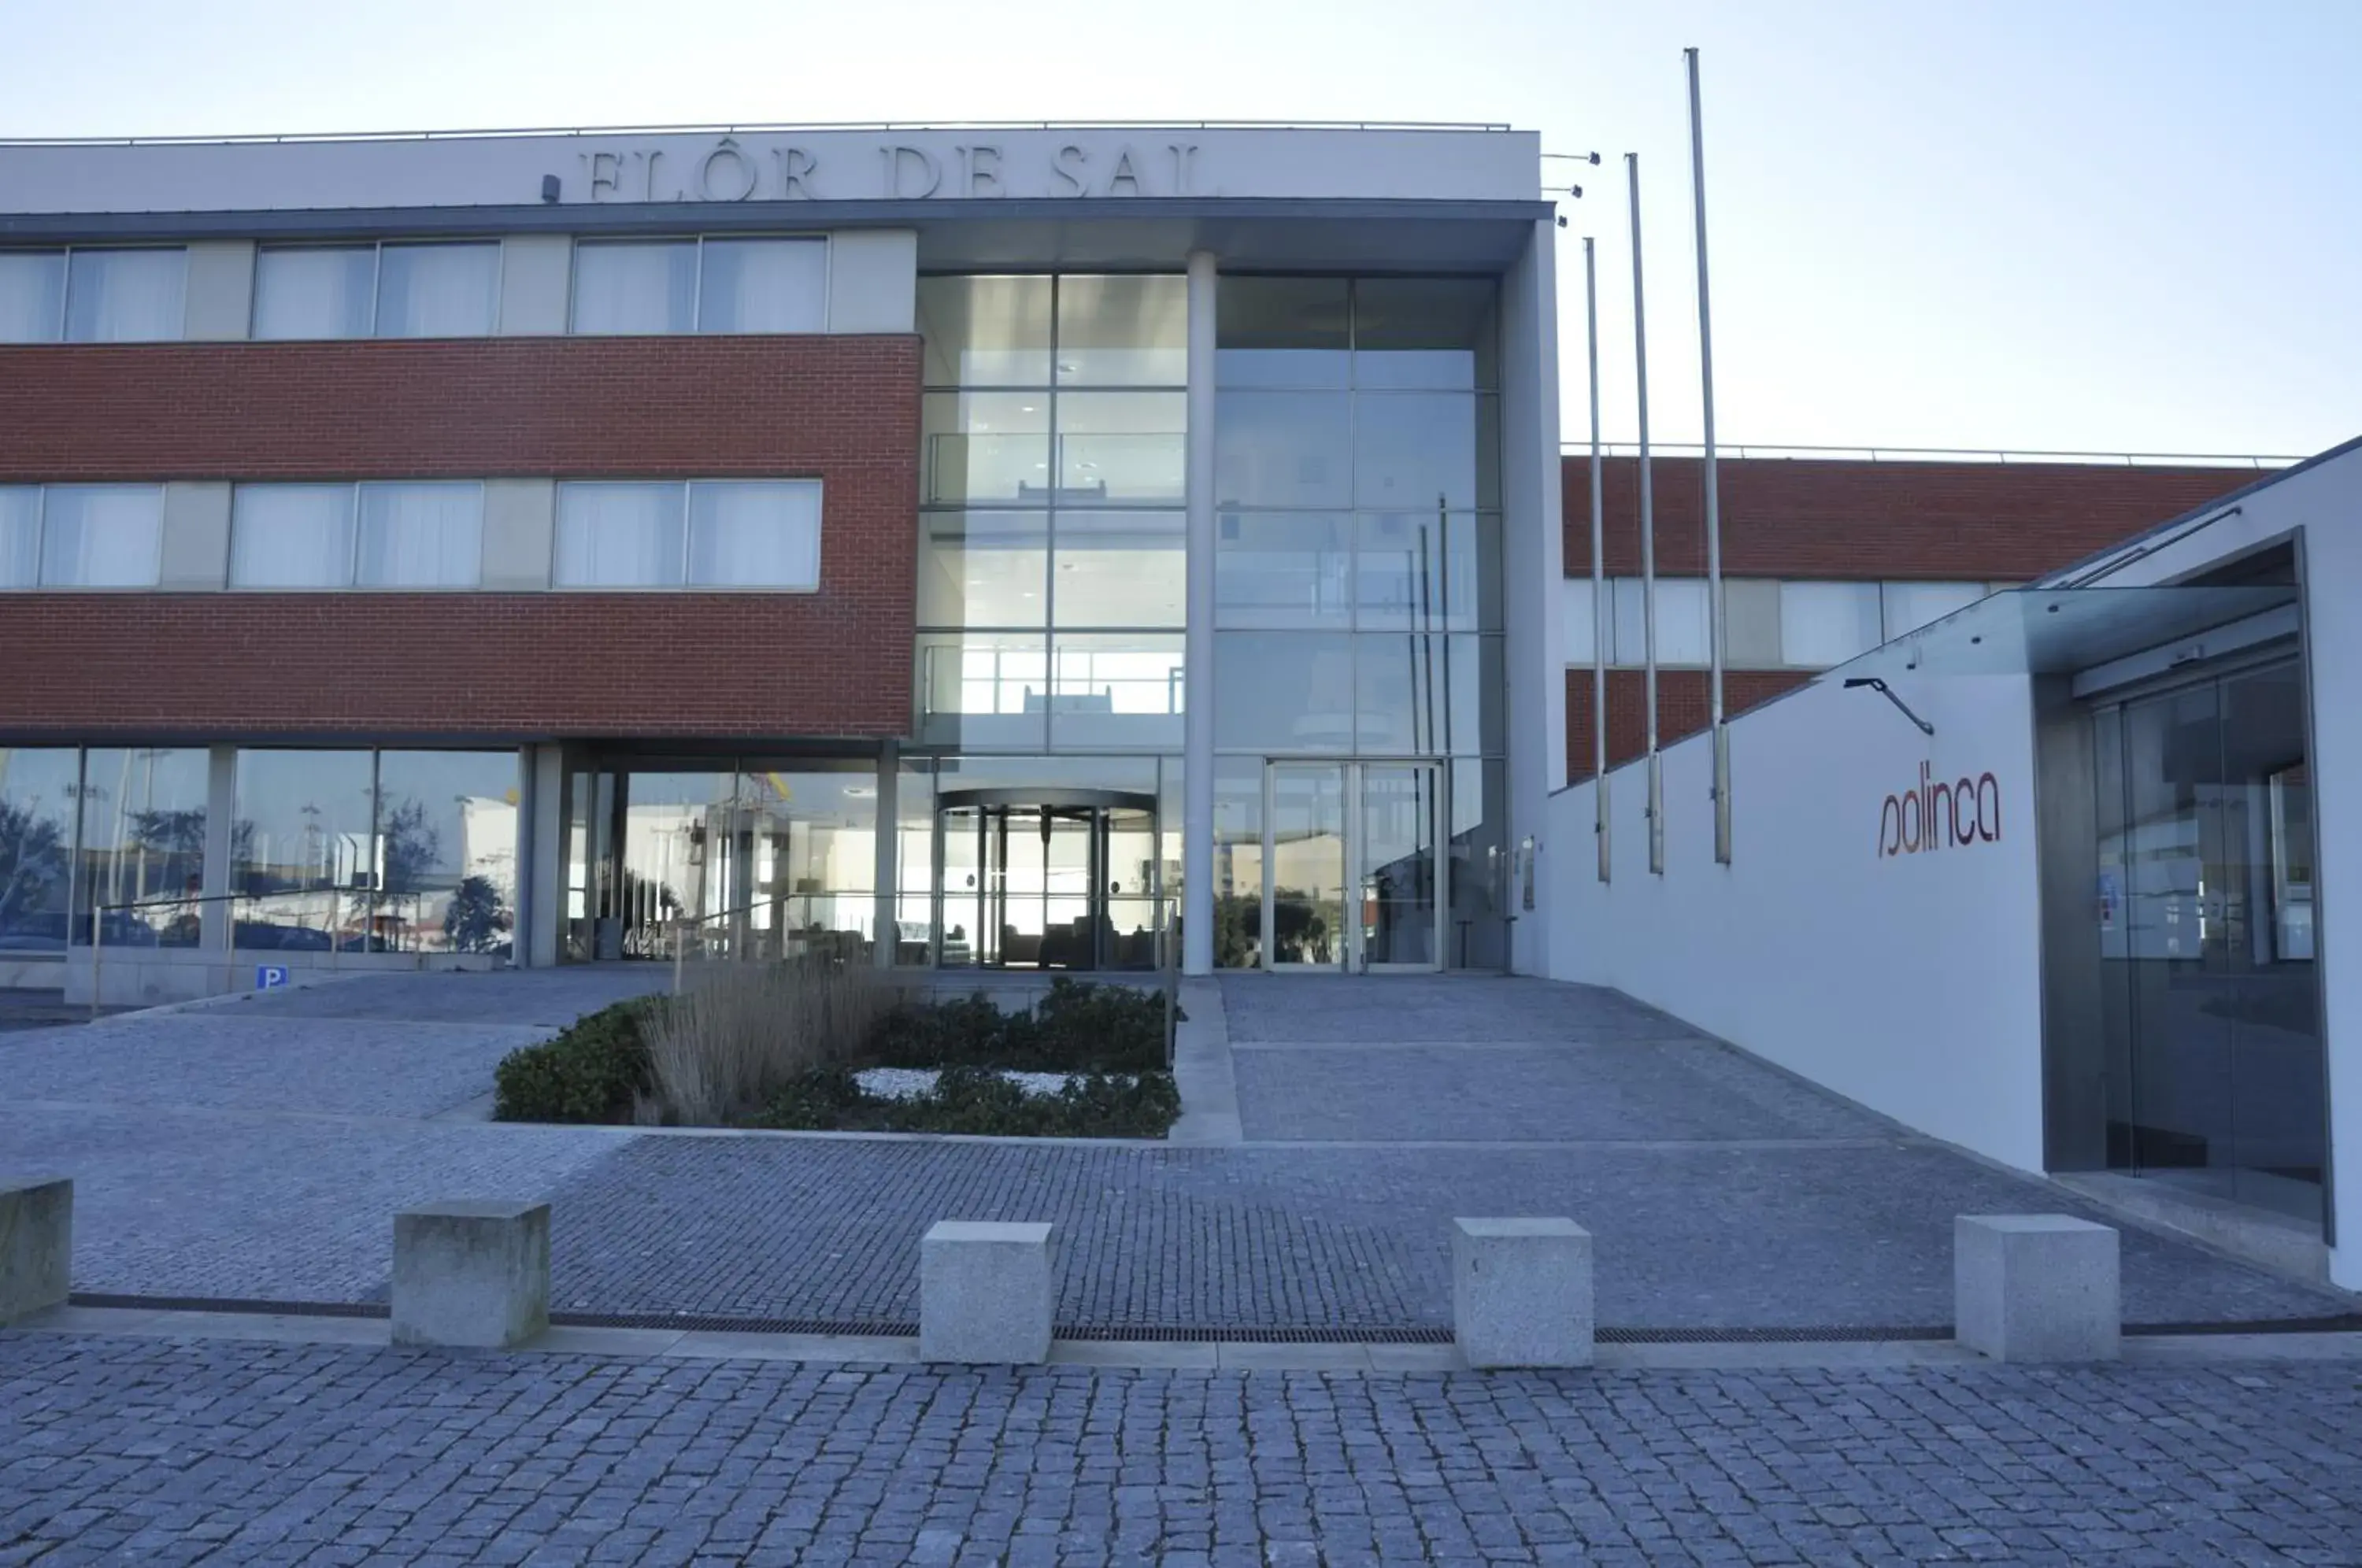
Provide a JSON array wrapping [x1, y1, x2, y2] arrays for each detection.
[[1843, 676, 1936, 737]]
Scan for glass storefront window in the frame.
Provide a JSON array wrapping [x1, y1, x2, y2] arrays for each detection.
[[918, 511, 1050, 629], [737, 768, 878, 958], [1053, 512, 1184, 627], [1054, 275, 1187, 386], [916, 631, 1050, 749], [894, 757, 938, 963], [1215, 277, 1350, 387], [1214, 391, 1352, 509], [1351, 278, 1500, 390], [375, 751, 520, 955], [232, 749, 376, 949], [1048, 634, 1185, 750], [1212, 759, 1264, 968], [1056, 391, 1185, 505], [1212, 632, 1355, 753], [918, 275, 1054, 386], [74, 748, 207, 946], [923, 391, 1053, 507], [0, 748, 80, 951]]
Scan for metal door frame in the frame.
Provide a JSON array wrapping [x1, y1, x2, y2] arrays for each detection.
[[1259, 759, 1449, 974]]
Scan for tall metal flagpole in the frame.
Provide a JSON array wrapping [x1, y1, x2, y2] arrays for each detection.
[[1627, 152, 1664, 875], [1688, 46, 1731, 865], [1585, 237, 1609, 883]]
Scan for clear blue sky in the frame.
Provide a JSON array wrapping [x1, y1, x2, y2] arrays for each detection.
[[4, 0, 2355, 457]]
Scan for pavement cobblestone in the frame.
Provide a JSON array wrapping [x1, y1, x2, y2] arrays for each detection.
[[4, 1335, 2360, 1566]]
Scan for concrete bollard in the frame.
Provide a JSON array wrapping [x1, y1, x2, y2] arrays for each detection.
[[1452, 1217, 1594, 1368], [0, 1177, 72, 1326], [920, 1221, 1057, 1363], [391, 1200, 551, 1349], [1954, 1214, 2120, 1363]]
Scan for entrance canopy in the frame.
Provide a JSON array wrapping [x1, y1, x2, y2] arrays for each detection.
[[1836, 585, 2298, 682]]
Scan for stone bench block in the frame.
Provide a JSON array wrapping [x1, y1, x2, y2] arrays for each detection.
[[1452, 1217, 1594, 1368], [392, 1200, 550, 1349], [920, 1220, 1057, 1363], [1, 1177, 72, 1326], [1955, 1214, 2120, 1363]]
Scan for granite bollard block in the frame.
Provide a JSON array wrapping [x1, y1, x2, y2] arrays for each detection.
[[1954, 1213, 2120, 1363], [1452, 1216, 1594, 1368], [391, 1200, 551, 1349], [920, 1220, 1057, 1363], [0, 1177, 72, 1326]]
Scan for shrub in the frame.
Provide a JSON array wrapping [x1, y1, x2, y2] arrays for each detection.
[[759, 1065, 1181, 1138], [639, 959, 908, 1126], [493, 1000, 656, 1124], [864, 978, 1177, 1074]]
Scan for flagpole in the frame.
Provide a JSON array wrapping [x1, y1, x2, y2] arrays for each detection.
[[1688, 46, 1731, 865], [1627, 152, 1664, 876], [1585, 236, 1609, 883]]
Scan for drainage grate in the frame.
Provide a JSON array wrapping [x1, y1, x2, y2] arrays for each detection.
[[62, 1294, 2362, 1344]]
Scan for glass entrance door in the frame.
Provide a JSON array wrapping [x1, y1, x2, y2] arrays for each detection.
[[934, 790, 1161, 971], [1261, 761, 1445, 972]]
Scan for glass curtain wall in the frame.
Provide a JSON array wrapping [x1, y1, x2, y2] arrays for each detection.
[[0, 748, 82, 951], [1210, 276, 1507, 967]]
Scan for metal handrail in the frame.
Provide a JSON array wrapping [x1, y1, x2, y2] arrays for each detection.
[[1560, 440, 2304, 470], [2, 119, 1515, 149]]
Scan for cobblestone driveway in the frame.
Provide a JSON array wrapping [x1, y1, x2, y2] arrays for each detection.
[[5, 1335, 2361, 1566]]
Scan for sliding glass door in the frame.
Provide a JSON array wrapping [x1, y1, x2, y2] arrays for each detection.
[[1261, 760, 1444, 972]]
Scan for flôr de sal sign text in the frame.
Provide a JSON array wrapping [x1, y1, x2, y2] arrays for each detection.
[[562, 137, 1206, 204], [1879, 761, 2002, 860]]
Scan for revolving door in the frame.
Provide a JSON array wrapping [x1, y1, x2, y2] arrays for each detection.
[[935, 788, 1161, 971]]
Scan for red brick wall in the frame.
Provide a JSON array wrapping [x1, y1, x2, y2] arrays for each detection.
[[0, 337, 921, 741], [1561, 456, 2258, 579], [1565, 668, 1813, 782]]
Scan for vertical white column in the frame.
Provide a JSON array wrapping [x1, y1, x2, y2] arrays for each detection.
[[872, 741, 899, 969], [1182, 250, 1219, 975]]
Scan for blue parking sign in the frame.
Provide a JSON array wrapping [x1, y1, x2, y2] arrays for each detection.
[[255, 964, 291, 990]]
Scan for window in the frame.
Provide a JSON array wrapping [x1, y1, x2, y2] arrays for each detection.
[[18, 485, 165, 587], [1881, 580, 1986, 638], [0, 747, 78, 950], [230, 483, 483, 588], [373, 245, 500, 338], [555, 479, 820, 589], [253, 243, 498, 340], [0, 252, 67, 343], [1779, 581, 1884, 668], [570, 238, 824, 335], [73, 746, 209, 945], [253, 248, 376, 339], [1611, 578, 1711, 665], [64, 250, 187, 342], [916, 276, 1053, 386]]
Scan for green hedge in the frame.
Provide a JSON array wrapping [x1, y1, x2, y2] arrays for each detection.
[[866, 978, 1177, 1074], [491, 1000, 657, 1124], [761, 1064, 1181, 1137]]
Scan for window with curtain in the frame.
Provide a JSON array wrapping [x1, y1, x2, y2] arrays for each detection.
[[1880, 580, 1986, 638], [0, 487, 38, 587], [698, 239, 826, 333], [686, 481, 822, 587], [555, 482, 686, 586], [253, 247, 376, 339], [357, 483, 483, 586], [1610, 578, 1711, 666], [38, 486, 162, 586], [231, 485, 354, 587], [64, 250, 186, 342], [376, 244, 499, 338], [571, 242, 697, 335], [0, 251, 67, 342], [1779, 581, 1885, 668]]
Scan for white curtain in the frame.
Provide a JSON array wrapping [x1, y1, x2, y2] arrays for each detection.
[[0, 487, 39, 586], [357, 483, 483, 586], [231, 485, 354, 588], [376, 244, 499, 338], [556, 483, 682, 586], [253, 248, 375, 339], [698, 239, 826, 333], [571, 243, 696, 335], [65, 250, 186, 342], [40, 486, 162, 587], [687, 481, 820, 587], [0, 253, 65, 342]]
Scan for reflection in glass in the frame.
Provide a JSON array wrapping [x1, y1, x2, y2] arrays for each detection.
[[232, 749, 376, 949], [1054, 275, 1187, 386], [1267, 765, 1346, 967], [1048, 634, 1184, 750], [922, 392, 1052, 506], [0, 487, 36, 587], [1215, 277, 1349, 386], [1351, 279, 1499, 389], [1354, 634, 1494, 756], [1212, 760, 1263, 968], [376, 751, 520, 954], [1353, 393, 1496, 510], [1353, 512, 1494, 631], [1448, 756, 1509, 970], [75, 748, 208, 946], [1359, 764, 1440, 967], [1053, 512, 1184, 627], [1214, 391, 1351, 508], [1216, 512, 1351, 629], [919, 512, 1049, 628], [917, 275, 1053, 386], [736, 768, 879, 960], [1213, 632, 1355, 753], [0, 748, 80, 949], [1055, 392, 1186, 505]]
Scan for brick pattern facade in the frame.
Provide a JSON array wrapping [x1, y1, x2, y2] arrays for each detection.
[[0, 337, 922, 741], [1557, 456, 2264, 779]]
